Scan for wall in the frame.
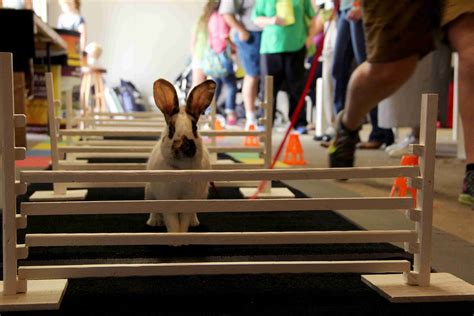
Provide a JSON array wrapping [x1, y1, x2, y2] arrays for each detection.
[[49, 0, 206, 105]]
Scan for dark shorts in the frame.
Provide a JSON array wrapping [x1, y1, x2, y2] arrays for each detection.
[[362, 0, 439, 63], [232, 31, 261, 77]]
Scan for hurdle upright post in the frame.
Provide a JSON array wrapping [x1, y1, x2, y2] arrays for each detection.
[[46, 73, 66, 196], [209, 96, 218, 163], [0, 52, 24, 295], [65, 89, 73, 146], [407, 94, 438, 286], [262, 75, 273, 194]]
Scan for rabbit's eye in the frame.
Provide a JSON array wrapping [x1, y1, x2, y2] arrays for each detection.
[[168, 124, 175, 139]]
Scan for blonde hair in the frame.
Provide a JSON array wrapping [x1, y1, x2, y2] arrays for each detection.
[[197, 0, 220, 33]]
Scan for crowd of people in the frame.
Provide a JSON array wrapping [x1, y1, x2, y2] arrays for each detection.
[[191, 0, 318, 133], [191, 0, 474, 206]]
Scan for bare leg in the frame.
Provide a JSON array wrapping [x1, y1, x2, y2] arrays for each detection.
[[192, 67, 206, 89], [242, 74, 259, 126], [342, 55, 419, 130], [447, 14, 474, 164]]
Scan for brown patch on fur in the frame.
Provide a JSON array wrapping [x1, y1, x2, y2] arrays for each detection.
[[171, 135, 196, 158], [168, 116, 177, 139]]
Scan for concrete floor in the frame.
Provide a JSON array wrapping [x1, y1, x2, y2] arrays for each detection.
[[271, 126, 473, 284]]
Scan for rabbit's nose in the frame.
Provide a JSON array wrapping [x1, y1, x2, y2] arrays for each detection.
[[180, 136, 196, 158]]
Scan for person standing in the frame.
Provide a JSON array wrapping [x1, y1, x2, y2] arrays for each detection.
[[219, 0, 262, 129], [57, 0, 87, 53], [207, 2, 238, 125], [253, 0, 317, 134]]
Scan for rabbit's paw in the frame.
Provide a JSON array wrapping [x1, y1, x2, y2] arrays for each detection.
[[190, 213, 200, 227], [146, 213, 164, 227]]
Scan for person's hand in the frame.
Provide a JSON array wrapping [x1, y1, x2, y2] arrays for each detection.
[[239, 30, 250, 42], [272, 16, 286, 26], [346, 7, 362, 21]]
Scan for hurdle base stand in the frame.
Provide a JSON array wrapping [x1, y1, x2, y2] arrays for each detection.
[[29, 189, 88, 201], [0, 279, 68, 312], [239, 187, 295, 199], [361, 273, 474, 303]]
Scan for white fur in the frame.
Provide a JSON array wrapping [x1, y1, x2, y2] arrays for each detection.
[[146, 108, 211, 233]]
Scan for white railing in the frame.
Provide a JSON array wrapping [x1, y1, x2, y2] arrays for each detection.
[[0, 52, 437, 298]]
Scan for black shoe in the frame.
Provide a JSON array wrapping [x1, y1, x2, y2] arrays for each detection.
[[328, 111, 360, 168], [459, 170, 474, 207]]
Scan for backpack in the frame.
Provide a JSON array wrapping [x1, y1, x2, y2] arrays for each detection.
[[118, 79, 146, 112]]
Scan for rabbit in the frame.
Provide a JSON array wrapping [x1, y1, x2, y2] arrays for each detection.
[[145, 78, 216, 233]]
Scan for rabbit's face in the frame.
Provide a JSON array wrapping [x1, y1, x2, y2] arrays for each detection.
[[153, 79, 216, 160], [166, 108, 200, 158]]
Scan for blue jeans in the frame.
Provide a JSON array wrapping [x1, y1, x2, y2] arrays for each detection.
[[332, 9, 393, 144], [213, 52, 237, 113], [232, 31, 261, 77]]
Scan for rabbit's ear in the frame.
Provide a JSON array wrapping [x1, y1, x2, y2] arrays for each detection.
[[153, 79, 179, 120], [186, 80, 216, 120]]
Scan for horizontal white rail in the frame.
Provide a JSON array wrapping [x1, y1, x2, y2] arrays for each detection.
[[86, 112, 163, 117], [59, 129, 265, 137], [18, 260, 411, 279], [21, 197, 413, 215], [77, 140, 157, 146], [25, 230, 417, 247], [58, 145, 263, 154], [57, 162, 263, 171], [70, 118, 165, 123], [20, 166, 419, 183], [58, 162, 148, 170]]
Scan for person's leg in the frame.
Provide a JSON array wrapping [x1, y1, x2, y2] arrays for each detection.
[[446, 13, 474, 205], [350, 18, 394, 147], [447, 14, 474, 164], [284, 47, 308, 131], [237, 31, 262, 128], [332, 10, 353, 114], [192, 67, 206, 88], [242, 74, 259, 126], [223, 73, 237, 120], [260, 53, 284, 124], [328, 0, 436, 168], [221, 56, 237, 124], [342, 56, 419, 131]]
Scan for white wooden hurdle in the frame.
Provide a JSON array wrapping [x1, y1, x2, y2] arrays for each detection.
[[1, 53, 473, 311], [29, 73, 294, 201]]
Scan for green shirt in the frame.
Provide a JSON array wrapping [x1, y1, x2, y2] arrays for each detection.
[[253, 0, 316, 54]]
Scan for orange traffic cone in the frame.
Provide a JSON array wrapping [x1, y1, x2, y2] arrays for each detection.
[[243, 124, 260, 147], [390, 154, 419, 208], [214, 119, 224, 140], [282, 134, 306, 165]]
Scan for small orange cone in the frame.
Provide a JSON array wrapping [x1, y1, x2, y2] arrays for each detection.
[[214, 120, 224, 140], [390, 154, 418, 208], [282, 133, 306, 165], [243, 124, 260, 147]]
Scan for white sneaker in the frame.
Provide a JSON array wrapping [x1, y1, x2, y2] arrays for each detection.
[[245, 119, 258, 131], [385, 135, 417, 153], [387, 135, 418, 158]]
